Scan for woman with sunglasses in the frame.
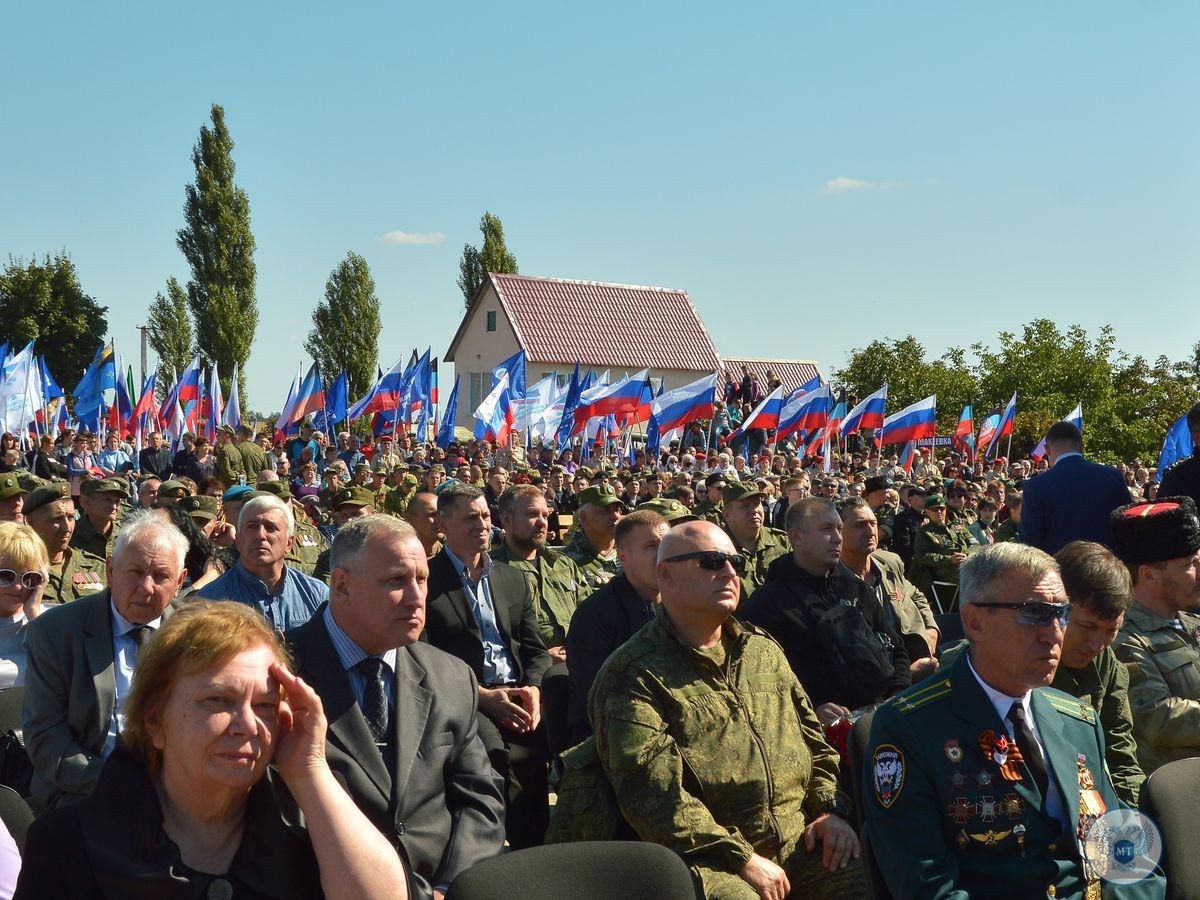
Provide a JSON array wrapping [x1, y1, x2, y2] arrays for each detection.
[[0, 521, 48, 689]]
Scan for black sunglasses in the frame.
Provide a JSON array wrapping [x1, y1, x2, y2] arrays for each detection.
[[980, 600, 1072, 627], [0, 569, 46, 590], [664, 551, 747, 576]]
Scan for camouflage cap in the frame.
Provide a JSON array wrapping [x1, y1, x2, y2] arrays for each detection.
[[333, 486, 376, 509], [158, 480, 192, 499], [256, 480, 292, 499], [0, 474, 28, 501], [578, 484, 625, 509], [723, 481, 766, 504], [81, 477, 130, 498], [428, 463, 447, 475], [179, 495, 220, 521], [638, 497, 698, 524], [401, 473, 419, 488], [25, 481, 72, 515]]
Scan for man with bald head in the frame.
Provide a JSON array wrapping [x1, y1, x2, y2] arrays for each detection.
[[591, 521, 863, 899]]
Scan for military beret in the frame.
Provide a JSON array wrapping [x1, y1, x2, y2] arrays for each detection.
[[333, 486, 376, 509], [705, 472, 728, 489], [16, 473, 46, 494], [864, 475, 892, 494], [179, 495, 219, 521], [82, 477, 130, 498], [924, 493, 947, 508], [158, 480, 192, 499], [222, 484, 256, 504], [723, 481, 766, 504], [256, 480, 292, 499], [638, 497, 698, 524], [0, 474, 27, 501], [25, 481, 72, 515], [578, 484, 624, 509], [1111, 497, 1200, 567]]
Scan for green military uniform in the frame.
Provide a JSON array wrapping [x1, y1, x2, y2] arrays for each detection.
[[875, 506, 897, 549], [721, 481, 790, 598], [866, 653, 1163, 900], [382, 474, 418, 518], [214, 430, 246, 486], [236, 437, 270, 480], [908, 496, 978, 599], [563, 484, 624, 591], [69, 515, 115, 560], [256, 480, 326, 575], [491, 544, 582, 649], [591, 605, 863, 899], [312, 547, 332, 584], [45, 545, 107, 605], [692, 498, 724, 526], [1112, 603, 1200, 776], [994, 518, 1020, 543]]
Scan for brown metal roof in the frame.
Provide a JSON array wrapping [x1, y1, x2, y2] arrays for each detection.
[[720, 357, 823, 395], [453, 273, 721, 372]]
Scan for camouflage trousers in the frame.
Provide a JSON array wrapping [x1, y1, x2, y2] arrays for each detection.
[[690, 836, 865, 900]]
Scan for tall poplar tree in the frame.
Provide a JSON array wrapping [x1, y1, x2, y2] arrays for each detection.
[[177, 104, 257, 405], [457, 211, 518, 307], [304, 252, 382, 401]]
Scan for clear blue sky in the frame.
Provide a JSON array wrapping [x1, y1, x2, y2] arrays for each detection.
[[3, 2, 1197, 412]]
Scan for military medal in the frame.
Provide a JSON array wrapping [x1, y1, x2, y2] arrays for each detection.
[[1003, 793, 1024, 820], [948, 797, 974, 824], [978, 796, 999, 823], [1076, 755, 1107, 842], [977, 730, 1024, 782], [944, 740, 963, 763], [992, 734, 1009, 767]]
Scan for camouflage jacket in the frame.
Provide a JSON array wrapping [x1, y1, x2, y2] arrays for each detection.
[[69, 516, 116, 560], [590, 605, 841, 874], [491, 545, 582, 649], [1112, 601, 1200, 775], [726, 526, 791, 598], [45, 546, 108, 605], [563, 528, 619, 592]]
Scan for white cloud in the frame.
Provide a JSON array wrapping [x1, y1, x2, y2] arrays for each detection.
[[379, 230, 446, 245], [819, 177, 901, 194]]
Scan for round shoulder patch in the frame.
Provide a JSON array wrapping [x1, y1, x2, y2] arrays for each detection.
[[873, 743, 906, 809]]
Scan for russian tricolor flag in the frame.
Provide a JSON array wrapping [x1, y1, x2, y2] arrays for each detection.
[[880, 394, 937, 445], [729, 385, 785, 441], [651, 373, 718, 433], [1031, 404, 1083, 462], [839, 385, 888, 436], [349, 356, 407, 420], [953, 404, 975, 463], [986, 392, 1017, 459], [899, 440, 917, 474], [777, 384, 832, 440], [573, 368, 651, 427], [474, 372, 517, 447]]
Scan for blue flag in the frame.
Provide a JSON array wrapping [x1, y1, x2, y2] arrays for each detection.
[[555, 363, 582, 447], [314, 370, 348, 435], [437, 375, 460, 449], [1159, 414, 1195, 479]]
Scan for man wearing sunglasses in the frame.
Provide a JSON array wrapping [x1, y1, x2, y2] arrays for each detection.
[[591, 521, 864, 899], [865, 543, 1161, 899]]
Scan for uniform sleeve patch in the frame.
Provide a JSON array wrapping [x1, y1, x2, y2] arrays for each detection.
[[873, 743, 906, 808]]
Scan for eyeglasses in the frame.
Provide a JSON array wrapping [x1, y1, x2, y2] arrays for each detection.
[[0, 569, 46, 590], [663, 551, 747, 576], [980, 600, 1072, 627]]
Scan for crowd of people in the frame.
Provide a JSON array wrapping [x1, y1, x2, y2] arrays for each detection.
[[0, 394, 1195, 898]]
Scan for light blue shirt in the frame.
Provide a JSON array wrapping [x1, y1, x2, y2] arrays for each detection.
[[105, 600, 162, 757], [323, 604, 396, 710], [443, 545, 516, 686], [194, 561, 326, 631], [97, 448, 131, 473]]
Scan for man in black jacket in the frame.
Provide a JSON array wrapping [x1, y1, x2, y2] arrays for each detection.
[[137, 430, 172, 479], [565, 508, 669, 743], [739, 496, 910, 724]]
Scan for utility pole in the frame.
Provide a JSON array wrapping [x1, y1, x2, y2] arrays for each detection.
[[136, 325, 148, 387]]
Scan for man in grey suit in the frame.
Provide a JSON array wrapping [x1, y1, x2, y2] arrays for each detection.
[[22, 511, 188, 813], [287, 515, 505, 899]]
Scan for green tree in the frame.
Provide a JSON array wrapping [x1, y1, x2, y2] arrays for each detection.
[[177, 103, 257, 406], [457, 211, 518, 307], [0, 252, 108, 391], [146, 276, 194, 398], [304, 252, 383, 401]]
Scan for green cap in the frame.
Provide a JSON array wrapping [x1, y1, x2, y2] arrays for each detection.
[[0, 474, 27, 501], [24, 481, 72, 516], [429, 464, 447, 475], [723, 481, 767, 504], [924, 493, 947, 508], [578, 484, 625, 509], [216, 424, 236, 436], [17, 473, 48, 494], [257, 480, 292, 499], [81, 477, 130, 498], [179, 495, 219, 521], [158, 480, 191, 499], [333, 486, 376, 509], [638, 497, 698, 524], [401, 473, 419, 488]]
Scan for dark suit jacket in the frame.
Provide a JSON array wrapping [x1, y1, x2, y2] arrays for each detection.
[[287, 605, 505, 898], [423, 549, 551, 689], [1019, 454, 1131, 554], [22, 589, 178, 814]]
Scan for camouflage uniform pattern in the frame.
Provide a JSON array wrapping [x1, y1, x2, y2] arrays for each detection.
[[563, 528, 619, 592], [214, 443, 246, 486], [236, 440, 270, 480], [287, 517, 326, 576], [44, 546, 108, 605], [69, 516, 116, 560], [908, 521, 977, 595], [725, 525, 790, 598], [590, 605, 861, 899], [491, 545, 583, 649], [1111, 602, 1200, 775]]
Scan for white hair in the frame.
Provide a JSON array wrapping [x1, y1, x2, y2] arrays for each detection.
[[112, 509, 189, 571], [238, 494, 295, 538]]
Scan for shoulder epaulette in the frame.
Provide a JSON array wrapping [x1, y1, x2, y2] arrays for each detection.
[[1041, 688, 1097, 724], [891, 676, 952, 714]]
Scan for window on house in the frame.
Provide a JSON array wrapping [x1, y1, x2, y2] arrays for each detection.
[[469, 372, 486, 411], [486, 311, 496, 332]]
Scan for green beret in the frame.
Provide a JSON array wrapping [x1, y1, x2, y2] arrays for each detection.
[[333, 486, 376, 509], [179, 495, 220, 521], [578, 484, 624, 509], [25, 482, 72, 516], [638, 497, 698, 524], [81, 477, 130, 499], [924, 493, 947, 508], [0, 474, 27, 501]]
